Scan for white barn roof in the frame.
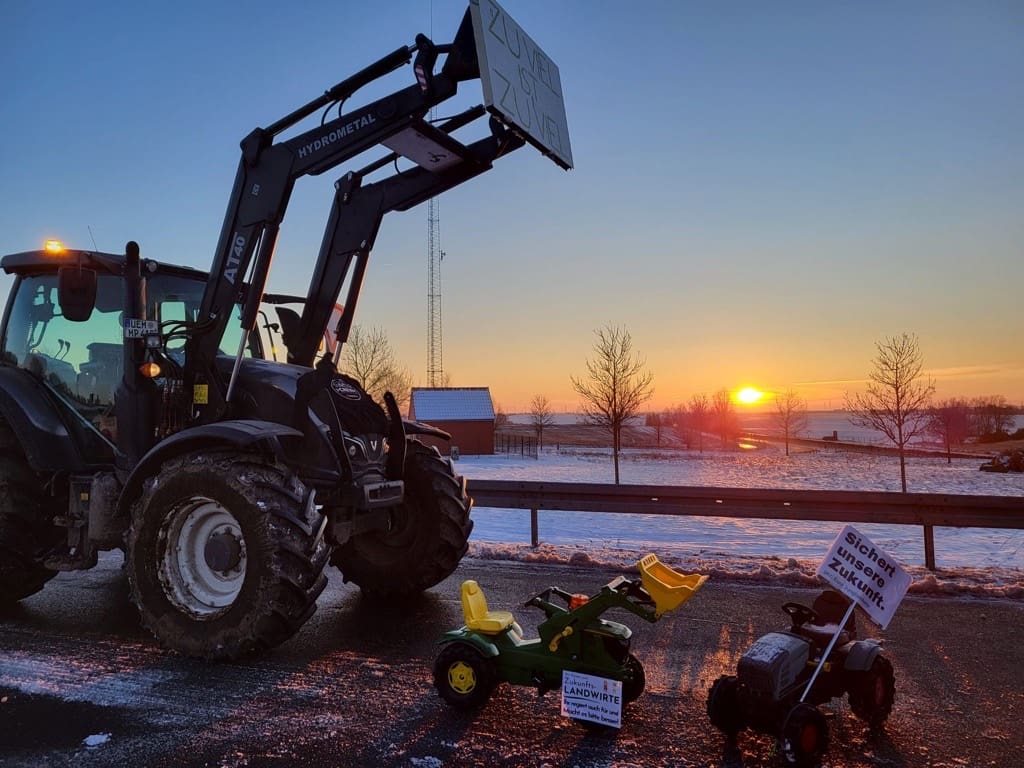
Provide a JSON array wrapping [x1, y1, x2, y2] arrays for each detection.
[[410, 387, 495, 421]]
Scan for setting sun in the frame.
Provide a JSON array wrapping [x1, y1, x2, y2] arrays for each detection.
[[736, 387, 764, 405]]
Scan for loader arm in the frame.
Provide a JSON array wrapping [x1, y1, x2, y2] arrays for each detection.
[[289, 110, 524, 367], [187, 18, 482, 421]]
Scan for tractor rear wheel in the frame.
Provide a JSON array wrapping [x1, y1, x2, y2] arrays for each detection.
[[848, 655, 895, 728], [126, 451, 329, 660], [0, 425, 62, 607], [332, 439, 472, 596]]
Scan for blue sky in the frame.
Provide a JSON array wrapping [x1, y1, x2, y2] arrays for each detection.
[[3, 1, 1022, 410]]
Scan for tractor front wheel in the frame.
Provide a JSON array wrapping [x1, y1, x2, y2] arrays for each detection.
[[126, 451, 329, 660], [779, 703, 829, 768], [433, 642, 497, 709], [332, 440, 472, 596], [707, 675, 744, 736], [623, 653, 646, 703]]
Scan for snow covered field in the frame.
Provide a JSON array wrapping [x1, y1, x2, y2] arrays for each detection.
[[458, 444, 1024, 599]]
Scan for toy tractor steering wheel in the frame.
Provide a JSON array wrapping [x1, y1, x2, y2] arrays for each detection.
[[782, 602, 819, 627], [525, 588, 553, 608]]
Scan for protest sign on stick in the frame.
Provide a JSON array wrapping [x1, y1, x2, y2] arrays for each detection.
[[816, 524, 912, 629], [801, 525, 913, 703]]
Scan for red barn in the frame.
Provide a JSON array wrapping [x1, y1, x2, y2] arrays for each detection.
[[408, 387, 495, 456]]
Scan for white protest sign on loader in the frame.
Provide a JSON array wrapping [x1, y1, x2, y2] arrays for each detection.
[[470, 0, 574, 169], [816, 525, 913, 629]]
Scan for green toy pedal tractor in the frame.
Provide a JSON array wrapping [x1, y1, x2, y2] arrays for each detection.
[[432, 554, 708, 719]]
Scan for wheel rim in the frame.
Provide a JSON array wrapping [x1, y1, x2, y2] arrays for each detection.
[[158, 496, 247, 619], [800, 723, 819, 753], [447, 661, 477, 695]]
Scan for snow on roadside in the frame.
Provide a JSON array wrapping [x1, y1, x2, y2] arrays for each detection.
[[465, 543, 1024, 600], [457, 446, 1023, 599]]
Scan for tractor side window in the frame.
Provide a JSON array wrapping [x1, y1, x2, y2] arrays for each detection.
[[1, 274, 124, 412], [145, 273, 258, 360]]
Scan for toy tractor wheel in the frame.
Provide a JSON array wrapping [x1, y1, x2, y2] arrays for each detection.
[[707, 675, 743, 736], [433, 642, 497, 709], [332, 440, 472, 596], [779, 703, 829, 767], [848, 655, 895, 728], [126, 451, 329, 660], [623, 653, 646, 703]]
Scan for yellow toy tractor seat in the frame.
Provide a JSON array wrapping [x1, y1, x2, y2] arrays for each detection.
[[461, 580, 515, 634], [638, 554, 708, 618]]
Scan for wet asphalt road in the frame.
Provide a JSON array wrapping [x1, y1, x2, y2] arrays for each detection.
[[0, 553, 1021, 768]]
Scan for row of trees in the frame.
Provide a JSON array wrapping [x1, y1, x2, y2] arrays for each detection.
[[338, 323, 1015, 492], [569, 328, 1019, 491]]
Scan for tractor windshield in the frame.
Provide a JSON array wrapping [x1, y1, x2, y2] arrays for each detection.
[[0, 272, 254, 414]]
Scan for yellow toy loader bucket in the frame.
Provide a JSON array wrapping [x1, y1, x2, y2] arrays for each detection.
[[638, 554, 708, 618]]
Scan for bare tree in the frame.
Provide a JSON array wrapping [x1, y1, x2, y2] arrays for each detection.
[[493, 401, 510, 430], [530, 394, 555, 451], [378, 364, 414, 411], [927, 398, 970, 464], [846, 332, 935, 492], [970, 395, 1015, 440], [688, 394, 710, 453], [774, 389, 808, 457], [341, 325, 413, 409], [711, 388, 738, 448], [646, 411, 663, 446], [571, 324, 654, 484]]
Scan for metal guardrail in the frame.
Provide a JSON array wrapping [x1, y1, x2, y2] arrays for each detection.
[[466, 480, 1024, 570]]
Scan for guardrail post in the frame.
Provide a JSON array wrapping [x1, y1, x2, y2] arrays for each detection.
[[531, 508, 539, 548], [923, 524, 936, 571]]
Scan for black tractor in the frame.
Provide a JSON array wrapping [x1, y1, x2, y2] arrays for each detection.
[[0, 1, 571, 660]]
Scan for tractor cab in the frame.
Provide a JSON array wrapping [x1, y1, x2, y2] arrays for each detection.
[[0, 244, 260, 448]]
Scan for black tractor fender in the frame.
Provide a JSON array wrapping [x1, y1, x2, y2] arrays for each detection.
[[0, 366, 84, 470], [843, 639, 883, 672], [117, 419, 305, 520], [404, 419, 451, 441]]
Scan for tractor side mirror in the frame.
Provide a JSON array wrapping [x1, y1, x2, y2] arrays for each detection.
[[57, 266, 98, 322]]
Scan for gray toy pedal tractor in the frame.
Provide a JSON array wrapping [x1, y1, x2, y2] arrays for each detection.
[[707, 590, 895, 767]]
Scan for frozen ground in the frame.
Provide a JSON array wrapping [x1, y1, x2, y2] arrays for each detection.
[[458, 444, 1024, 599]]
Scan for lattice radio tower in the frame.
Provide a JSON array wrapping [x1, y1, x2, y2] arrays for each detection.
[[426, 196, 444, 387], [426, 1, 444, 389]]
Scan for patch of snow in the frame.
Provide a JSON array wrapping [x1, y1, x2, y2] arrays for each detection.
[[83, 733, 110, 747], [459, 447, 1024, 579], [409, 758, 443, 768]]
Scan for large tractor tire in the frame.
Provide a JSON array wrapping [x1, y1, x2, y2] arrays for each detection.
[[126, 451, 329, 660], [332, 439, 473, 596], [0, 425, 62, 607]]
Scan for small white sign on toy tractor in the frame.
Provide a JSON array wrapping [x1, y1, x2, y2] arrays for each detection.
[[470, 0, 574, 170], [816, 524, 913, 629], [561, 670, 622, 728]]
